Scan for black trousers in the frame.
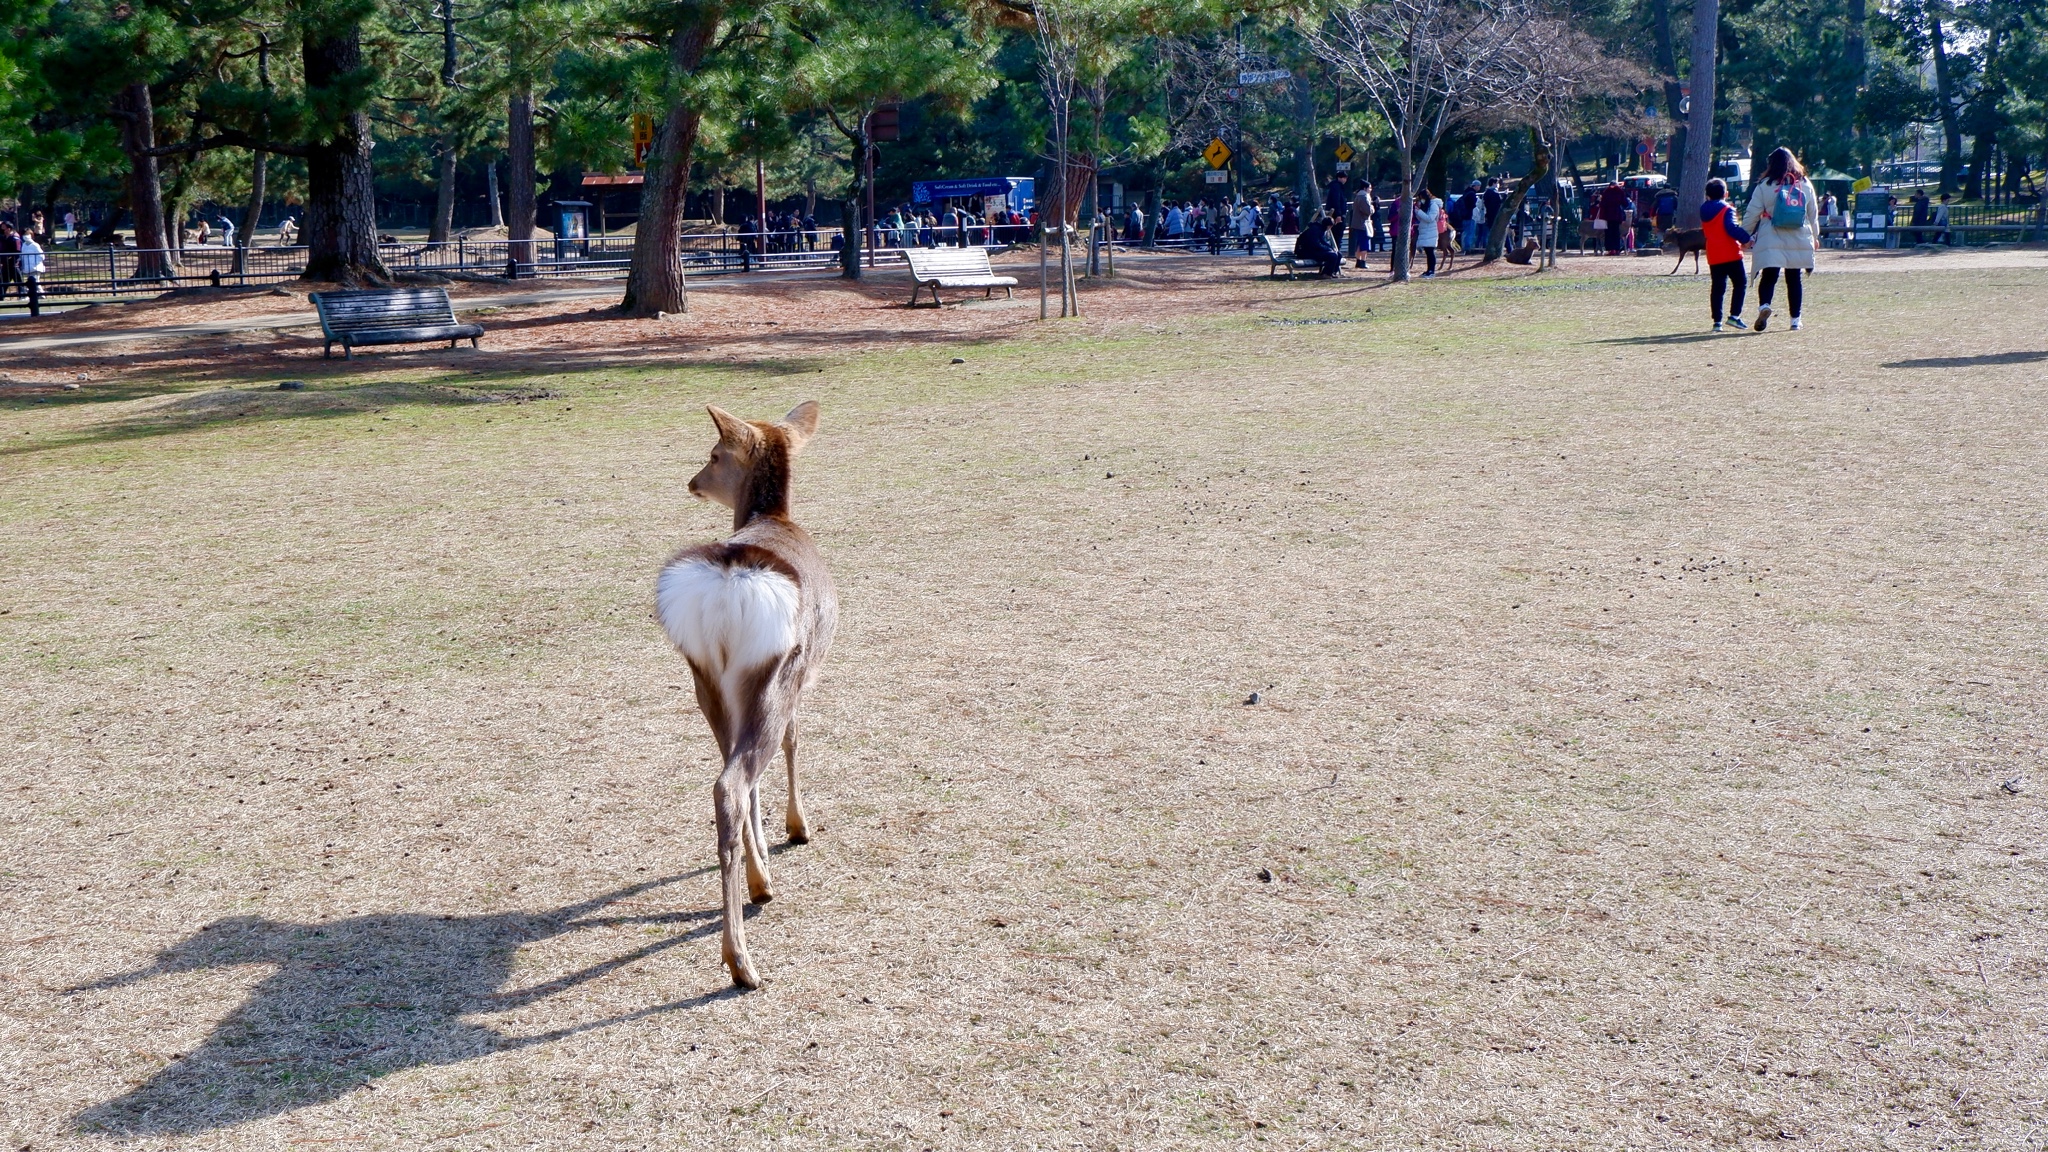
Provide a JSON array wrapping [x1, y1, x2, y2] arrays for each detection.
[[1757, 267, 1803, 317], [1710, 259, 1746, 321], [1421, 246, 1438, 273]]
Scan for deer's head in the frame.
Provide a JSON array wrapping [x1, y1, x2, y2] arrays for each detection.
[[689, 402, 820, 520]]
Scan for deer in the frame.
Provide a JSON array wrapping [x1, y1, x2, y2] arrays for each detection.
[[1663, 227, 1707, 274], [654, 401, 837, 989]]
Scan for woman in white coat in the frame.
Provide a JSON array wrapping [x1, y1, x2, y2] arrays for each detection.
[[1412, 188, 1443, 278], [1740, 147, 1819, 331]]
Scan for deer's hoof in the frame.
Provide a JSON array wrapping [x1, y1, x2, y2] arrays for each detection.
[[728, 957, 763, 990], [785, 829, 810, 846], [749, 886, 775, 905]]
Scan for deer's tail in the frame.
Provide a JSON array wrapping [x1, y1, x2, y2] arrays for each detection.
[[656, 557, 800, 700]]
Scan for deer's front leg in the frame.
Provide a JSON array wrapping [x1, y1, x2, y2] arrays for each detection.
[[712, 768, 761, 989], [783, 718, 810, 844]]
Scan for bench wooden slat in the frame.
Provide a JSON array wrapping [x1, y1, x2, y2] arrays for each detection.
[[310, 288, 484, 359]]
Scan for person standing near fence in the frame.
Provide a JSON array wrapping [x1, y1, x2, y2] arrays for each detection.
[[1352, 181, 1376, 268], [1323, 171, 1350, 253], [1741, 146, 1819, 332], [0, 222, 20, 299], [16, 227, 43, 315], [1413, 188, 1443, 278]]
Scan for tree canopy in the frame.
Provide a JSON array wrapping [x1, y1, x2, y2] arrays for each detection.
[[4, 0, 2042, 290]]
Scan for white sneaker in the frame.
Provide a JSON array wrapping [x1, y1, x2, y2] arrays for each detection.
[[1754, 305, 1771, 332], [1789, 317, 1802, 330]]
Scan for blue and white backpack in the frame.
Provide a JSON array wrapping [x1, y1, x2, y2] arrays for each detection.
[[1770, 182, 1808, 230]]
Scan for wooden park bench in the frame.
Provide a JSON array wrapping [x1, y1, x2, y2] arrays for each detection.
[[1255, 234, 1322, 279], [902, 247, 1018, 307], [309, 287, 484, 360]]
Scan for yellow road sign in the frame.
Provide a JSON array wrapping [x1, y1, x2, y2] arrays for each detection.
[[1204, 137, 1232, 169], [1333, 141, 1354, 163]]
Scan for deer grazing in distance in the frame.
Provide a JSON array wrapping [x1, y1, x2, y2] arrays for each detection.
[[654, 401, 837, 989]]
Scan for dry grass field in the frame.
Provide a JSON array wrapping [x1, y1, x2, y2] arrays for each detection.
[[2, 251, 2045, 1150]]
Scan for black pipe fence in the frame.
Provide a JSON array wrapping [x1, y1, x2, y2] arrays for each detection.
[[5, 228, 1032, 310]]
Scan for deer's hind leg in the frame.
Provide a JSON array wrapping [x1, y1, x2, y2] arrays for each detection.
[[783, 716, 810, 844], [712, 759, 762, 988], [743, 775, 775, 904]]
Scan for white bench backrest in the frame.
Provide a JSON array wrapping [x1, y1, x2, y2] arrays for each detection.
[[311, 288, 460, 331], [903, 248, 995, 279]]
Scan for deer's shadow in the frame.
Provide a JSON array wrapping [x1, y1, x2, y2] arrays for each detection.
[[72, 872, 744, 1136]]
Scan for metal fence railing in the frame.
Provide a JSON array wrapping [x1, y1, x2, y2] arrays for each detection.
[[4, 228, 1028, 311]]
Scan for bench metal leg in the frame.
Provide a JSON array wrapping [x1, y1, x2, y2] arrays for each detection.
[[470, 337, 480, 349], [343, 344, 354, 361], [323, 342, 332, 359]]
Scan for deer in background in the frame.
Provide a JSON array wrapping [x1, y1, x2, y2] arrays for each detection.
[[655, 401, 837, 989]]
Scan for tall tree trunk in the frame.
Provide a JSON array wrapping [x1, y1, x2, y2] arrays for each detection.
[[1294, 76, 1318, 210], [1964, 127, 1990, 201], [234, 34, 272, 274], [430, 0, 460, 247], [1962, 30, 2003, 201], [300, 25, 388, 283], [1391, 147, 1414, 281], [1846, 0, 1866, 85], [1932, 17, 1962, 195], [234, 151, 267, 273], [431, 148, 458, 245], [1649, 0, 1688, 185], [507, 89, 535, 269], [840, 193, 862, 279], [117, 82, 174, 278], [621, 3, 720, 316], [486, 160, 504, 227], [1485, 127, 1549, 261], [37, 179, 64, 245], [1677, 0, 1721, 220]]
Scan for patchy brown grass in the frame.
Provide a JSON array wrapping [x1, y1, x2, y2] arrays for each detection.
[[2, 250, 2045, 1150]]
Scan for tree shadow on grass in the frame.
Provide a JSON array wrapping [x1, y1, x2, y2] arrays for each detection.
[[1881, 350, 2048, 369], [70, 871, 747, 1136], [0, 380, 560, 459]]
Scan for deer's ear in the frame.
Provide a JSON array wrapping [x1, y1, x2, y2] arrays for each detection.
[[707, 405, 759, 449], [780, 401, 820, 450]]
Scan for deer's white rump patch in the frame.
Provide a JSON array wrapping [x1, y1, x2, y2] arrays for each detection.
[[655, 558, 801, 679]]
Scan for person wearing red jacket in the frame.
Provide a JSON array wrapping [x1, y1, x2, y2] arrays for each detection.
[[1701, 177, 1754, 331]]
